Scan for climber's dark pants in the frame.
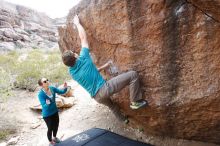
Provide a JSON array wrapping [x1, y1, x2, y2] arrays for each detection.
[[94, 71, 142, 120]]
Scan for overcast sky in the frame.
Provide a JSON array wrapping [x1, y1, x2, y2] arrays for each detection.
[[3, 0, 81, 18]]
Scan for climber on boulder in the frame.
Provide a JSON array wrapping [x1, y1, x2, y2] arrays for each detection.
[[62, 15, 147, 123]]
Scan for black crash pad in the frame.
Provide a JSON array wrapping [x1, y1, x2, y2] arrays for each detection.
[[57, 128, 153, 146]]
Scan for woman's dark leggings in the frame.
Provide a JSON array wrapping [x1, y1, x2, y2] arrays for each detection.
[[43, 112, 59, 142]]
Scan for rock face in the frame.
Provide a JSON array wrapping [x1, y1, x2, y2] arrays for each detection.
[[188, 0, 220, 22], [0, 0, 66, 51], [58, 0, 220, 144]]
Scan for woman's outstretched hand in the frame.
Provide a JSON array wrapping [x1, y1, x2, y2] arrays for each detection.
[[64, 82, 67, 88]]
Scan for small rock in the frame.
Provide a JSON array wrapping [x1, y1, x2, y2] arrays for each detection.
[[30, 122, 41, 129], [6, 136, 19, 145]]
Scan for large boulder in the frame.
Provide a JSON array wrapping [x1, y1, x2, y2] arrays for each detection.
[[3, 28, 22, 40], [58, 0, 220, 144]]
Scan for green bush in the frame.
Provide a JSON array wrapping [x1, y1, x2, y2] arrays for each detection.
[[0, 51, 17, 72], [0, 118, 17, 141], [0, 52, 18, 100], [0, 129, 16, 140], [0, 49, 70, 96]]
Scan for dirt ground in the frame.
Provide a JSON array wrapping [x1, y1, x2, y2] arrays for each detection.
[[0, 81, 219, 146]]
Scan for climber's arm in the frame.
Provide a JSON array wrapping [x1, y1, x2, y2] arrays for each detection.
[[73, 15, 89, 49], [98, 61, 112, 72]]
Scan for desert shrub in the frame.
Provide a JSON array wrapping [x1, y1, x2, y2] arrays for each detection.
[[0, 129, 16, 141], [0, 49, 70, 96]]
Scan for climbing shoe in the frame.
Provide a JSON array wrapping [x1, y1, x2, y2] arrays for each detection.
[[130, 100, 147, 110]]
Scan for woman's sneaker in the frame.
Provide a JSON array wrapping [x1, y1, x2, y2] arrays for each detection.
[[49, 141, 56, 146], [53, 137, 61, 143], [130, 100, 147, 110]]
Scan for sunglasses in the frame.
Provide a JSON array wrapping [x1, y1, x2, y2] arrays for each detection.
[[42, 79, 49, 83]]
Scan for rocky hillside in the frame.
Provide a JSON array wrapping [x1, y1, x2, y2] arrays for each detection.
[[58, 0, 220, 144], [0, 0, 66, 51]]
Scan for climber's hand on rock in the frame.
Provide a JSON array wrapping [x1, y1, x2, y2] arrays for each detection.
[[73, 15, 80, 25], [107, 60, 113, 66]]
